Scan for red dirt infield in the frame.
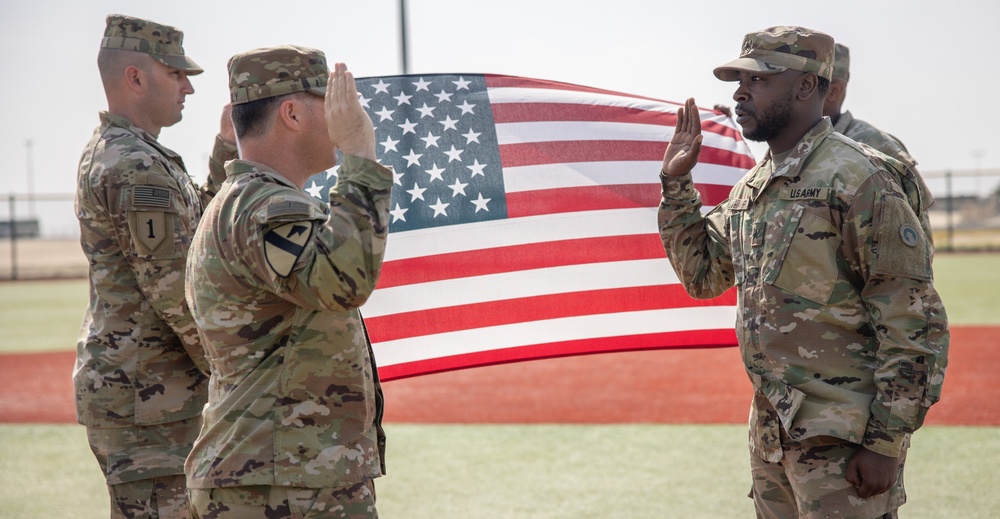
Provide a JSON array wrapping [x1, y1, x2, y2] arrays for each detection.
[[1, 326, 995, 425]]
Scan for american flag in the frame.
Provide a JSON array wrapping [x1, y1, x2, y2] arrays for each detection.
[[305, 74, 755, 380]]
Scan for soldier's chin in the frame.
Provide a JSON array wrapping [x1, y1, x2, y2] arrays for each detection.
[[320, 152, 338, 172]]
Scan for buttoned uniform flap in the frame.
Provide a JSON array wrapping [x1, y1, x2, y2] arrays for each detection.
[[769, 204, 840, 305]]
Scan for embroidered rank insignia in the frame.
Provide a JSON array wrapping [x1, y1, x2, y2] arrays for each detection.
[[730, 199, 750, 211], [264, 222, 313, 277]]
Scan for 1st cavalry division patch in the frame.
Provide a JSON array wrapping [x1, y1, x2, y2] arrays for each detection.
[[264, 222, 313, 277]]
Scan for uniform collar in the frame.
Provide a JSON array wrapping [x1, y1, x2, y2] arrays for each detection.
[[833, 110, 854, 134], [764, 117, 835, 180], [98, 111, 185, 166], [224, 159, 302, 190]]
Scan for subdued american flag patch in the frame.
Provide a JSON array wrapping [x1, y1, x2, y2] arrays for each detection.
[[132, 185, 172, 208]]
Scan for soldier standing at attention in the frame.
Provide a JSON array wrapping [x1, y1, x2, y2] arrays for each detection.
[[184, 46, 392, 518], [824, 42, 935, 245], [74, 14, 237, 519], [657, 26, 949, 518]]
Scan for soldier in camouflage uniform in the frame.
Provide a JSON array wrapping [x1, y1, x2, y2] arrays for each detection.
[[183, 46, 392, 519], [657, 27, 948, 518], [74, 14, 238, 519], [824, 42, 935, 246]]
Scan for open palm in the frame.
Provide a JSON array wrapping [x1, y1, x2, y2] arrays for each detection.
[[661, 97, 703, 177]]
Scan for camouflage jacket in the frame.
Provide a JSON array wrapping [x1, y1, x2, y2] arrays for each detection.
[[74, 111, 236, 429], [835, 110, 935, 244], [184, 156, 392, 489], [658, 117, 949, 462]]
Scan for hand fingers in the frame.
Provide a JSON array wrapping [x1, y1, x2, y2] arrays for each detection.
[[845, 457, 860, 488], [686, 98, 700, 135], [690, 134, 703, 157]]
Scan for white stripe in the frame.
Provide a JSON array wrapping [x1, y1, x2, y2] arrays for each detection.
[[366, 258, 679, 317], [384, 205, 719, 262], [384, 207, 657, 261], [372, 305, 738, 366], [496, 120, 669, 144], [501, 160, 745, 193], [494, 121, 744, 154]]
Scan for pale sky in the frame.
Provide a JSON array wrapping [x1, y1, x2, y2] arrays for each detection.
[[2, 0, 997, 235]]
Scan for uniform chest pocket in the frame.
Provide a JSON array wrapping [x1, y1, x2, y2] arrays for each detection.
[[766, 205, 840, 305]]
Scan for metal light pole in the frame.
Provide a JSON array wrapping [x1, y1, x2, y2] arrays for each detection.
[[399, 0, 410, 74], [24, 138, 35, 217]]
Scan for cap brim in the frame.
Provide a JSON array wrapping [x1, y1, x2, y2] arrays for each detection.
[[713, 57, 787, 81], [307, 85, 327, 97], [153, 54, 204, 75]]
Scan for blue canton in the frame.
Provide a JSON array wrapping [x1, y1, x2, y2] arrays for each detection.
[[305, 74, 508, 233]]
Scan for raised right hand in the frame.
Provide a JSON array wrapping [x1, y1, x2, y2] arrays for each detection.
[[661, 97, 703, 177], [325, 62, 376, 161]]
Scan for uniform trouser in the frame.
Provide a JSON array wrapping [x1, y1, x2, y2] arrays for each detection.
[[750, 435, 908, 519], [85, 417, 200, 519], [188, 480, 377, 519], [102, 475, 189, 519]]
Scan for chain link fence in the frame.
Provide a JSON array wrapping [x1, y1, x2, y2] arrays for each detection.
[[3, 169, 999, 280]]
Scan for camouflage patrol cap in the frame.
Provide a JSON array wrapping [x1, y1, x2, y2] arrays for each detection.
[[714, 26, 834, 82], [228, 45, 329, 105], [833, 43, 850, 81], [101, 14, 203, 75]]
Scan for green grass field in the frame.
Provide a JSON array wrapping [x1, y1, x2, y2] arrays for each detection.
[[1, 252, 998, 518]]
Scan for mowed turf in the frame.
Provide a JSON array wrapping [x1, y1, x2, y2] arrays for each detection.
[[0, 252, 997, 518]]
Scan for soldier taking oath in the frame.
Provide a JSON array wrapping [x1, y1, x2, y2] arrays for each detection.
[[657, 26, 949, 518]]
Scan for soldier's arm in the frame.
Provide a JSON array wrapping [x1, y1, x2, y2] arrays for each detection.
[[657, 174, 735, 299], [111, 156, 211, 374], [199, 104, 238, 205], [656, 97, 736, 298], [845, 171, 949, 458], [245, 156, 393, 311]]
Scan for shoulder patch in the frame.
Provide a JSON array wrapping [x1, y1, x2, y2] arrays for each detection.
[[264, 222, 314, 278], [266, 200, 313, 220], [131, 185, 172, 209], [899, 224, 920, 247]]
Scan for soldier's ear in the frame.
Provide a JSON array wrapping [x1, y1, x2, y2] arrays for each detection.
[[796, 72, 820, 101], [124, 65, 144, 93], [828, 80, 846, 103], [277, 98, 301, 130]]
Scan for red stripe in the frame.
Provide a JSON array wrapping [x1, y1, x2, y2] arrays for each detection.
[[492, 102, 676, 125], [378, 234, 666, 288], [366, 285, 736, 343], [378, 328, 739, 381], [498, 140, 756, 170], [504, 183, 733, 218], [491, 102, 743, 142]]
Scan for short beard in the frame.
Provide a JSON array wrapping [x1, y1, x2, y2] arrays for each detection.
[[742, 91, 793, 143]]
